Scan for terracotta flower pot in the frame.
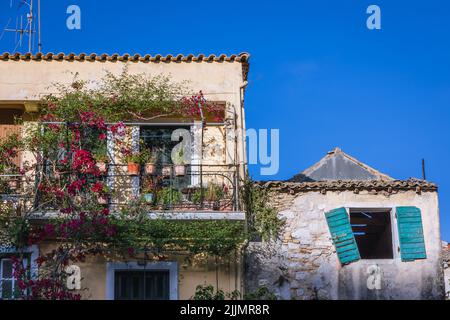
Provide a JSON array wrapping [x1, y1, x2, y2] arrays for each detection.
[[145, 163, 156, 175], [96, 161, 108, 174], [174, 165, 186, 176], [98, 195, 108, 205], [162, 166, 172, 177], [8, 179, 18, 190], [128, 162, 140, 175]]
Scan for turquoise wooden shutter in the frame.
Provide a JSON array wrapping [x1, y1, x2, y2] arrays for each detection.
[[396, 206, 427, 261], [325, 207, 360, 265]]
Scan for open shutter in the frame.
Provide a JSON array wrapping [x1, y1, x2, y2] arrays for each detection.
[[396, 206, 427, 261], [325, 207, 360, 265]]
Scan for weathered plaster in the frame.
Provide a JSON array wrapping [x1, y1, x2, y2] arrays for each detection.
[[246, 189, 444, 300]]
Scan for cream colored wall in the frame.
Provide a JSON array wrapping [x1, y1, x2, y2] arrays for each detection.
[[0, 59, 247, 172], [40, 243, 242, 300]]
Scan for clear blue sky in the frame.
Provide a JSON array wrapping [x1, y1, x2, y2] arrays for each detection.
[[1, 0, 449, 240]]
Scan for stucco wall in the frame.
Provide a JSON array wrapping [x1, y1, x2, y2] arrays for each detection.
[[40, 243, 242, 300], [0, 58, 248, 173], [246, 189, 444, 300]]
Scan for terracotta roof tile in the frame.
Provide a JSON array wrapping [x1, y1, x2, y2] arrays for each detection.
[[257, 178, 437, 194], [0, 52, 250, 81], [0, 52, 250, 63]]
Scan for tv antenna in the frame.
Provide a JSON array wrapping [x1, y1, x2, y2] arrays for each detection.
[[1, 0, 42, 52]]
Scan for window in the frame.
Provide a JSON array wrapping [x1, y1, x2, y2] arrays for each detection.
[[350, 209, 393, 259], [0, 256, 28, 300], [114, 271, 170, 300], [106, 261, 177, 300], [140, 126, 192, 188]]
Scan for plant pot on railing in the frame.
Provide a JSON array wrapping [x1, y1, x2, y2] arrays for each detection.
[[172, 148, 186, 177], [97, 195, 109, 205], [162, 166, 172, 177], [145, 163, 156, 175], [96, 161, 108, 174], [127, 162, 140, 176], [125, 152, 143, 176], [93, 147, 110, 175], [8, 179, 19, 191], [174, 165, 186, 177]]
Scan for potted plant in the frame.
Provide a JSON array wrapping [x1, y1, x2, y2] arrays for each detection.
[[141, 178, 155, 204], [97, 194, 109, 205], [8, 177, 19, 191], [156, 187, 182, 210], [141, 149, 156, 175], [172, 148, 186, 177], [205, 184, 224, 210], [125, 153, 141, 176], [162, 165, 172, 177], [93, 146, 109, 174], [95, 183, 111, 205]]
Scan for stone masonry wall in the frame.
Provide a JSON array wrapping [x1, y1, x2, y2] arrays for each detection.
[[245, 189, 444, 300]]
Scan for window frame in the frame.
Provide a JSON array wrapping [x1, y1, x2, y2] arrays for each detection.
[[114, 270, 170, 300], [346, 207, 399, 262], [0, 245, 39, 300], [105, 261, 178, 300]]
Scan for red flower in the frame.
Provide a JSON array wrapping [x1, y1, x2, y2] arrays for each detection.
[[91, 181, 105, 194]]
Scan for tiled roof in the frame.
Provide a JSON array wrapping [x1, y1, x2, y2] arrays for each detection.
[[257, 178, 437, 194], [443, 242, 450, 263], [0, 52, 250, 62], [0, 52, 251, 81]]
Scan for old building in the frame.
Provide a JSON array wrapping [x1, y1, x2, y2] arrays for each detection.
[[0, 52, 249, 300], [443, 241, 450, 299], [246, 147, 444, 300]]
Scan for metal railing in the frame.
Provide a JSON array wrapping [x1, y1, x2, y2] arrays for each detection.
[[0, 164, 241, 213]]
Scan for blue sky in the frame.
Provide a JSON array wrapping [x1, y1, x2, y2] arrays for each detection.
[[1, 0, 449, 240]]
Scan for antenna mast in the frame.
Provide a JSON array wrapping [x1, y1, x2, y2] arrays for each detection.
[[2, 0, 41, 53], [37, 0, 42, 52]]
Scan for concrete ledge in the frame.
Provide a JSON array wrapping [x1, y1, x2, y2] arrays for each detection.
[[147, 211, 246, 220], [29, 211, 246, 221]]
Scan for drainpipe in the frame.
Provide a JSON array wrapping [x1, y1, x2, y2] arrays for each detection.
[[239, 81, 248, 178], [238, 81, 248, 296], [198, 102, 205, 208]]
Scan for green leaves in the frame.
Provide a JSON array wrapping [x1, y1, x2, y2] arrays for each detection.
[[40, 70, 190, 123], [242, 178, 283, 241], [110, 217, 245, 257]]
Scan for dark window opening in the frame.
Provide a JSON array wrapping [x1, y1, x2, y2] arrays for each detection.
[[140, 126, 191, 189], [350, 209, 393, 259], [114, 270, 170, 300]]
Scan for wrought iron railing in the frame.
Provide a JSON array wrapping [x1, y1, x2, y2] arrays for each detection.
[[0, 164, 242, 213]]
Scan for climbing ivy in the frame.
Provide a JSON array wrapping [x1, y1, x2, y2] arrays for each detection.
[[242, 178, 283, 241]]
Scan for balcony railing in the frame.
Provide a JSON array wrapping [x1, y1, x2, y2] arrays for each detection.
[[0, 164, 242, 214]]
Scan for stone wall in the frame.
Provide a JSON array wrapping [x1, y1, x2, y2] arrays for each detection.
[[245, 188, 444, 300]]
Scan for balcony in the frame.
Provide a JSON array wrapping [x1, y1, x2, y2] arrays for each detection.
[[0, 164, 245, 220]]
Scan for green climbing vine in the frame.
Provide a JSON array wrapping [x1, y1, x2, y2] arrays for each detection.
[[242, 178, 284, 241]]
